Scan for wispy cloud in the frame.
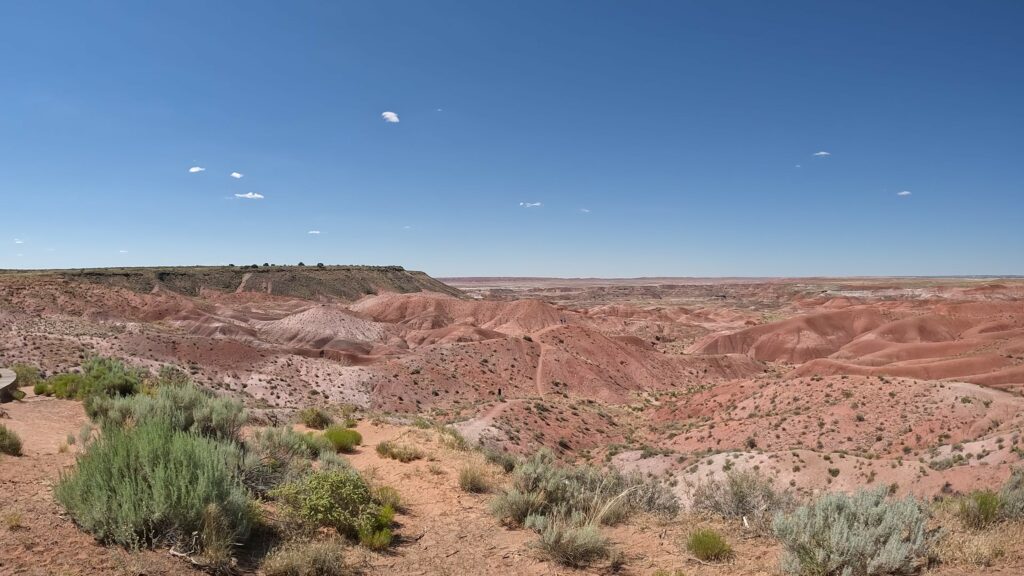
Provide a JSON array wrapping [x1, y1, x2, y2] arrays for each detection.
[[520, 202, 542, 208], [812, 151, 831, 157], [307, 230, 321, 235], [230, 172, 243, 179], [381, 111, 400, 123], [235, 192, 264, 199], [402, 225, 412, 230], [119, 250, 129, 254], [579, 208, 591, 213], [897, 190, 912, 197], [188, 166, 206, 173], [795, 164, 802, 168], [13, 238, 24, 244]]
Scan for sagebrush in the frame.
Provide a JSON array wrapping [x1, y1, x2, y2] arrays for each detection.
[[773, 487, 934, 576]]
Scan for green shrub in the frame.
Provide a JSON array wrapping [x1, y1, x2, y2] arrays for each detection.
[[958, 490, 1002, 529], [686, 528, 733, 562], [375, 440, 423, 462], [45, 357, 142, 401], [525, 513, 609, 567], [297, 407, 333, 430], [0, 424, 23, 456], [33, 381, 48, 395], [773, 487, 933, 576], [323, 426, 362, 453], [87, 383, 246, 441], [45, 373, 84, 398], [357, 506, 395, 551], [459, 463, 492, 493], [55, 423, 252, 553], [262, 539, 355, 576], [271, 469, 379, 539], [690, 468, 793, 533]]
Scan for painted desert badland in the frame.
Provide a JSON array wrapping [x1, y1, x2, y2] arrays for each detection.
[[3, 267, 1024, 575]]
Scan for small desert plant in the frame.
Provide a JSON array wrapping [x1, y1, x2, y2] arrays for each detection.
[[357, 505, 395, 551], [3, 511, 23, 530], [323, 426, 362, 453], [33, 381, 48, 395], [459, 463, 493, 493], [686, 528, 733, 562], [773, 487, 934, 576], [262, 539, 355, 576], [483, 446, 518, 473], [525, 513, 609, 567], [958, 490, 1002, 529], [373, 485, 404, 511], [297, 407, 333, 430], [690, 468, 794, 533], [55, 423, 252, 553], [375, 440, 423, 462], [438, 426, 470, 451], [0, 424, 23, 456]]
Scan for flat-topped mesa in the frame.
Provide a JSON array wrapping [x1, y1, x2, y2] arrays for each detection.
[[0, 265, 462, 301]]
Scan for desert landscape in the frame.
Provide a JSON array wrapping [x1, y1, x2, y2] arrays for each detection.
[[3, 267, 1024, 575]]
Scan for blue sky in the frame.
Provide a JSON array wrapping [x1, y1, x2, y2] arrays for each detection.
[[1, 1, 1021, 277]]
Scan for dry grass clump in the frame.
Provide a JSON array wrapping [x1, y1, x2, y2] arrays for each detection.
[[262, 539, 355, 576], [689, 468, 793, 534], [490, 449, 677, 567], [0, 424, 23, 456], [376, 440, 423, 462], [458, 462, 493, 493]]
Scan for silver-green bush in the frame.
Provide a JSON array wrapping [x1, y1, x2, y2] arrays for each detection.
[[55, 423, 252, 554], [88, 383, 247, 441], [999, 468, 1024, 520], [773, 487, 934, 576]]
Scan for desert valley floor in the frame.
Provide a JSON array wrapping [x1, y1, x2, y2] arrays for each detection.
[[2, 267, 1024, 575]]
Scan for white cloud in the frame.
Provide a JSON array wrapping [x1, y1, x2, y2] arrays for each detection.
[[520, 202, 542, 208], [402, 225, 412, 230], [230, 172, 243, 179], [189, 166, 206, 173], [381, 111, 400, 123], [235, 192, 264, 199], [308, 230, 321, 235], [436, 108, 443, 112], [812, 151, 831, 157], [579, 208, 591, 213], [13, 238, 24, 244], [795, 164, 802, 168], [119, 250, 129, 254], [897, 190, 912, 196]]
